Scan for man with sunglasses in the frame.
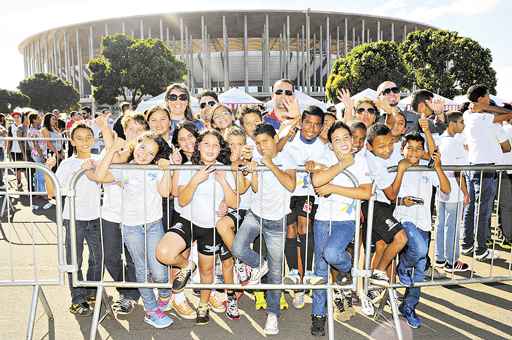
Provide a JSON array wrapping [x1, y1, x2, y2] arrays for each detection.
[[377, 81, 418, 134], [264, 79, 300, 131], [197, 91, 219, 129]]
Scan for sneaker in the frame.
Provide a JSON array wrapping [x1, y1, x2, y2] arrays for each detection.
[[310, 314, 326, 336], [370, 270, 390, 286], [367, 288, 385, 304], [475, 248, 499, 261], [498, 239, 512, 250], [248, 261, 269, 285], [335, 271, 352, 286], [195, 304, 209, 325], [444, 260, 470, 273], [425, 266, 446, 279], [304, 274, 325, 285], [69, 302, 92, 316], [192, 289, 201, 296], [224, 295, 240, 320], [360, 293, 375, 316], [209, 291, 226, 313], [264, 313, 279, 335], [157, 296, 172, 312], [86, 295, 96, 307], [144, 308, 174, 329], [333, 290, 350, 323], [171, 298, 197, 320], [172, 261, 197, 293], [292, 291, 305, 309], [343, 290, 356, 317], [236, 261, 252, 285], [398, 303, 421, 329], [280, 292, 288, 310], [254, 291, 267, 310], [284, 269, 301, 285], [461, 245, 474, 255], [112, 297, 136, 315], [434, 260, 446, 268]]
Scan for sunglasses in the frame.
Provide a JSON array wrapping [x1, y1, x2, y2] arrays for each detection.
[[274, 89, 293, 96], [357, 107, 376, 114], [381, 87, 400, 95], [167, 93, 188, 101], [200, 101, 217, 109]]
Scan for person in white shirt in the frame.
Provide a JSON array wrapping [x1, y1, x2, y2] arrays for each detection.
[[308, 121, 372, 335], [231, 123, 297, 335], [435, 111, 470, 272], [393, 133, 450, 329], [461, 84, 512, 260], [44, 123, 102, 317]]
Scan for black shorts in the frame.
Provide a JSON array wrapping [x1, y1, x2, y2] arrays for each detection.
[[226, 209, 248, 230], [362, 200, 403, 244], [286, 195, 317, 225], [168, 216, 232, 261]]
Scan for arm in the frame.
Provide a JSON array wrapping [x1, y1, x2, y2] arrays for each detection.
[[311, 155, 353, 188], [43, 156, 57, 199], [433, 151, 451, 194], [157, 170, 172, 198], [95, 114, 115, 150], [317, 183, 372, 200], [383, 159, 411, 201], [41, 128, 57, 155], [216, 172, 238, 208], [418, 118, 437, 157], [91, 148, 117, 183]]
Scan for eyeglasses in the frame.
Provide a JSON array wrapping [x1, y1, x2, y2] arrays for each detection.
[[167, 93, 189, 101], [381, 87, 400, 95], [274, 89, 293, 96], [357, 107, 376, 114], [200, 101, 217, 109]]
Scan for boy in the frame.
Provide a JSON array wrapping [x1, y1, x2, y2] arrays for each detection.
[[393, 133, 450, 328], [231, 123, 296, 335]]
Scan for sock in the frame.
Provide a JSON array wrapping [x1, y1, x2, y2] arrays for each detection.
[[285, 237, 298, 271], [299, 233, 314, 272]]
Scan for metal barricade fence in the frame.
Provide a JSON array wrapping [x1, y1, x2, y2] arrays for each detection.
[[363, 164, 512, 340], [67, 164, 362, 340], [0, 162, 65, 340]]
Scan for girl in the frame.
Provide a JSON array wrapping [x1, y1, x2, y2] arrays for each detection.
[[41, 112, 64, 168], [165, 83, 205, 135], [309, 121, 372, 335], [91, 132, 174, 328], [156, 130, 237, 326], [211, 104, 235, 135]]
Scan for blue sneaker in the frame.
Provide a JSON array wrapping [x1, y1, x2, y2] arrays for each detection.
[[398, 304, 421, 329], [144, 308, 174, 329]]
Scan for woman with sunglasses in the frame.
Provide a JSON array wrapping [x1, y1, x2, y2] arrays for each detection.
[[165, 83, 205, 136], [337, 89, 379, 128]]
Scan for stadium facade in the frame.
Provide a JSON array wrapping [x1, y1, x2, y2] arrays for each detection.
[[18, 10, 434, 101]]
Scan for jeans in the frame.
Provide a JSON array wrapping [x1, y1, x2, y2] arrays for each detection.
[[232, 210, 286, 316], [463, 171, 497, 252], [311, 220, 355, 316], [498, 173, 512, 240], [101, 219, 140, 301], [64, 219, 103, 305], [435, 201, 463, 265], [397, 222, 429, 310], [122, 220, 170, 311]]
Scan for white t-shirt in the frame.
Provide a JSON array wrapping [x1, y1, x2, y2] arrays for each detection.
[[112, 167, 164, 226], [393, 171, 438, 231], [246, 137, 262, 162], [9, 124, 22, 153], [177, 162, 235, 228], [56, 155, 101, 221], [463, 111, 503, 164], [437, 132, 467, 203], [250, 151, 296, 220], [365, 149, 401, 204], [282, 134, 329, 197], [315, 151, 371, 222]]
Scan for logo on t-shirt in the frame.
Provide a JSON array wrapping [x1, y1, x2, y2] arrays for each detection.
[[385, 218, 399, 232]]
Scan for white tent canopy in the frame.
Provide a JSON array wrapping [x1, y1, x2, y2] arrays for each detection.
[[135, 92, 200, 113], [453, 94, 509, 106], [351, 88, 378, 101], [265, 90, 327, 112], [219, 87, 261, 105]]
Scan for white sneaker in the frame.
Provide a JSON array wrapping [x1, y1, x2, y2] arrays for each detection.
[[475, 249, 499, 261], [248, 261, 269, 285], [292, 291, 305, 309], [264, 313, 279, 335], [304, 274, 325, 285], [283, 269, 301, 285]]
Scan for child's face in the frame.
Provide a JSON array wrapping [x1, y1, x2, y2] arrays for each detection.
[[242, 113, 262, 137], [177, 128, 197, 155], [148, 110, 170, 137], [351, 128, 366, 153], [391, 115, 406, 137], [71, 127, 94, 154], [453, 118, 465, 134], [227, 135, 245, 160], [368, 133, 394, 160], [330, 127, 353, 156], [301, 114, 323, 140], [199, 134, 221, 164], [133, 138, 159, 165], [402, 140, 424, 165], [212, 110, 233, 130], [125, 120, 146, 142], [255, 133, 277, 158]]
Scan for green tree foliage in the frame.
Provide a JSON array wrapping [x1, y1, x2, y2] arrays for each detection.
[[400, 29, 497, 98], [18, 73, 79, 112], [325, 41, 411, 102], [88, 34, 186, 106], [0, 89, 30, 113]]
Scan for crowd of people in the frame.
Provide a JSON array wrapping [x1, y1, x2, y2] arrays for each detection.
[[2, 79, 512, 336]]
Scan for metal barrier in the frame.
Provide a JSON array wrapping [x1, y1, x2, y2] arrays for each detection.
[[67, 164, 362, 340], [0, 162, 65, 340], [364, 164, 512, 340]]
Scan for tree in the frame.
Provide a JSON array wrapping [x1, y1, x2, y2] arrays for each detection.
[[88, 34, 187, 106], [400, 29, 497, 98], [325, 41, 411, 102], [0, 89, 30, 113], [18, 73, 79, 112]]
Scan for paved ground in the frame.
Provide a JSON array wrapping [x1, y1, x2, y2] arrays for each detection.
[[1, 194, 511, 340]]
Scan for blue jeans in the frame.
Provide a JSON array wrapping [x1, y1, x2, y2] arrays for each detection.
[[397, 222, 429, 310], [122, 220, 170, 311], [463, 172, 497, 252], [312, 220, 355, 316], [232, 210, 285, 316], [436, 201, 462, 265]]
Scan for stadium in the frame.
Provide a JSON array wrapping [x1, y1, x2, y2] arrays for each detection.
[[18, 10, 434, 102]]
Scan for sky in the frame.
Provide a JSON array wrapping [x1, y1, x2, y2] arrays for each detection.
[[1, 0, 510, 99]]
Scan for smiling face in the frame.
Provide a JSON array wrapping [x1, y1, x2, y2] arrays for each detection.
[[301, 113, 323, 141], [166, 89, 189, 117], [241, 112, 262, 138], [402, 139, 424, 165], [212, 109, 234, 131], [199, 133, 221, 164], [271, 80, 294, 111], [71, 127, 94, 155], [378, 81, 400, 107], [177, 128, 197, 155], [148, 110, 170, 138], [351, 128, 366, 154], [330, 126, 353, 157], [391, 114, 406, 137], [355, 102, 377, 127], [133, 137, 159, 165]]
